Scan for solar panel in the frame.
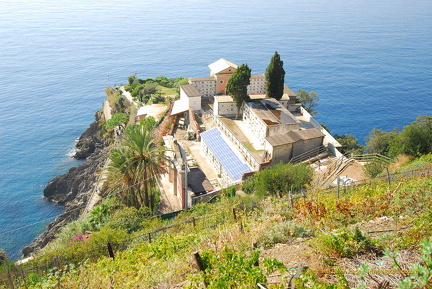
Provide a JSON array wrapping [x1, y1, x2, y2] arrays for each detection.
[[201, 128, 252, 182]]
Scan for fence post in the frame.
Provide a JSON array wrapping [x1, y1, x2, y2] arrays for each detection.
[[107, 242, 115, 260], [386, 167, 391, 186], [343, 180, 346, 196], [253, 243, 259, 266], [148, 233, 152, 243], [289, 190, 294, 209], [53, 257, 61, 289], [232, 208, 237, 221], [6, 268, 15, 289], [109, 276, 115, 289], [20, 267, 27, 289], [192, 217, 196, 228], [194, 252, 206, 272], [193, 252, 208, 287], [336, 177, 340, 199], [53, 257, 60, 269]]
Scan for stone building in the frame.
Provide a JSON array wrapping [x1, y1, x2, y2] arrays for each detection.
[[264, 128, 325, 165], [189, 58, 267, 98]]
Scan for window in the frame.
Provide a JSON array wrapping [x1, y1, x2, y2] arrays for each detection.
[[219, 80, 224, 84]]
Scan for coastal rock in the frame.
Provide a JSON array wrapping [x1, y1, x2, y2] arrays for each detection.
[[22, 111, 112, 257], [21, 204, 81, 257], [74, 112, 104, 159], [43, 148, 106, 205]]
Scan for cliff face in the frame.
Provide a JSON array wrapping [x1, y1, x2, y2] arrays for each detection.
[[22, 111, 112, 257]]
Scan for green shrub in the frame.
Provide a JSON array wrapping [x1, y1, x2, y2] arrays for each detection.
[[106, 112, 128, 129], [312, 227, 378, 263], [0, 249, 6, 265], [104, 206, 151, 233], [397, 237, 432, 288], [243, 162, 313, 197], [257, 221, 312, 248], [364, 158, 388, 178], [190, 247, 286, 288]]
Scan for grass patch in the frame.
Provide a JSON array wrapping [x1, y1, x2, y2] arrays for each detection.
[[157, 85, 178, 97]]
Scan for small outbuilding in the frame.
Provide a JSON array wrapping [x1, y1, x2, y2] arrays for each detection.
[[264, 128, 325, 165]]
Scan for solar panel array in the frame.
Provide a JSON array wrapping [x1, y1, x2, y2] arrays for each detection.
[[201, 128, 252, 182]]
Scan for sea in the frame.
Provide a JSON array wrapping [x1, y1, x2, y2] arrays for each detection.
[[0, 0, 431, 260]]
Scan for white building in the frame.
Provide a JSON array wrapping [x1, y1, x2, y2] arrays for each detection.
[[243, 98, 301, 148], [179, 84, 201, 112], [213, 95, 238, 117], [201, 127, 252, 187], [189, 58, 267, 98], [248, 74, 266, 95], [188, 76, 216, 98]]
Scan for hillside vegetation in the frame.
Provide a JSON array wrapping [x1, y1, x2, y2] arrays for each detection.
[[1, 155, 431, 288]]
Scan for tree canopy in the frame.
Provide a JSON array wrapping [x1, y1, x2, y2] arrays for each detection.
[[106, 112, 128, 130], [363, 116, 432, 158], [226, 63, 251, 119], [243, 162, 313, 197], [296, 89, 319, 116], [334, 134, 363, 155], [388, 115, 432, 158], [265, 51, 285, 100], [365, 128, 399, 156], [108, 125, 167, 210]]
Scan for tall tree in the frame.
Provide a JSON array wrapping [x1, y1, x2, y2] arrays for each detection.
[[296, 89, 319, 117], [365, 128, 399, 156], [226, 63, 251, 119], [388, 115, 432, 157], [265, 51, 285, 100], [107, 125, 167, 211], [334, 134, 363, 155]]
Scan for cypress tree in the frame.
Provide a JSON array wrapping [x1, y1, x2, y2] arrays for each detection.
[[265, 51, 285, 100]]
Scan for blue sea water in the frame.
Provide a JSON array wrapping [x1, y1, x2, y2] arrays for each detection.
[[0, 0, 431, 259]]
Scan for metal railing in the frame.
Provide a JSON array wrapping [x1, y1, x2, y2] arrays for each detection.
[[289, 145, 327, 164]]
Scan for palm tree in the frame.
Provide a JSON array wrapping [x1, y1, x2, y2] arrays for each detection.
[[107, 124, 167, 211]]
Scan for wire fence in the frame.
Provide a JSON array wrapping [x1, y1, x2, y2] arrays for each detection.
[[320, 167, 432, 196], [0, 205, 247, 288], [1, 167, 430, 288]]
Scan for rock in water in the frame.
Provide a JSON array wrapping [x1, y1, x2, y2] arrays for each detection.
[[74, 111, 106, 159], [22, 110, 112, 257]]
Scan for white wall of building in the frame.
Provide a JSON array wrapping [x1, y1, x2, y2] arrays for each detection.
[[299, 106, 343, 158], [247, 77, 266, 94], [180, 86, 202, 112], [243, 104, 267, 147], [189, 80, 216, 97], [215, 102, 237, 117]]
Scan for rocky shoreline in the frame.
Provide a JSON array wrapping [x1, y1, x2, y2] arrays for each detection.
[[22, 110, 111, 257]]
